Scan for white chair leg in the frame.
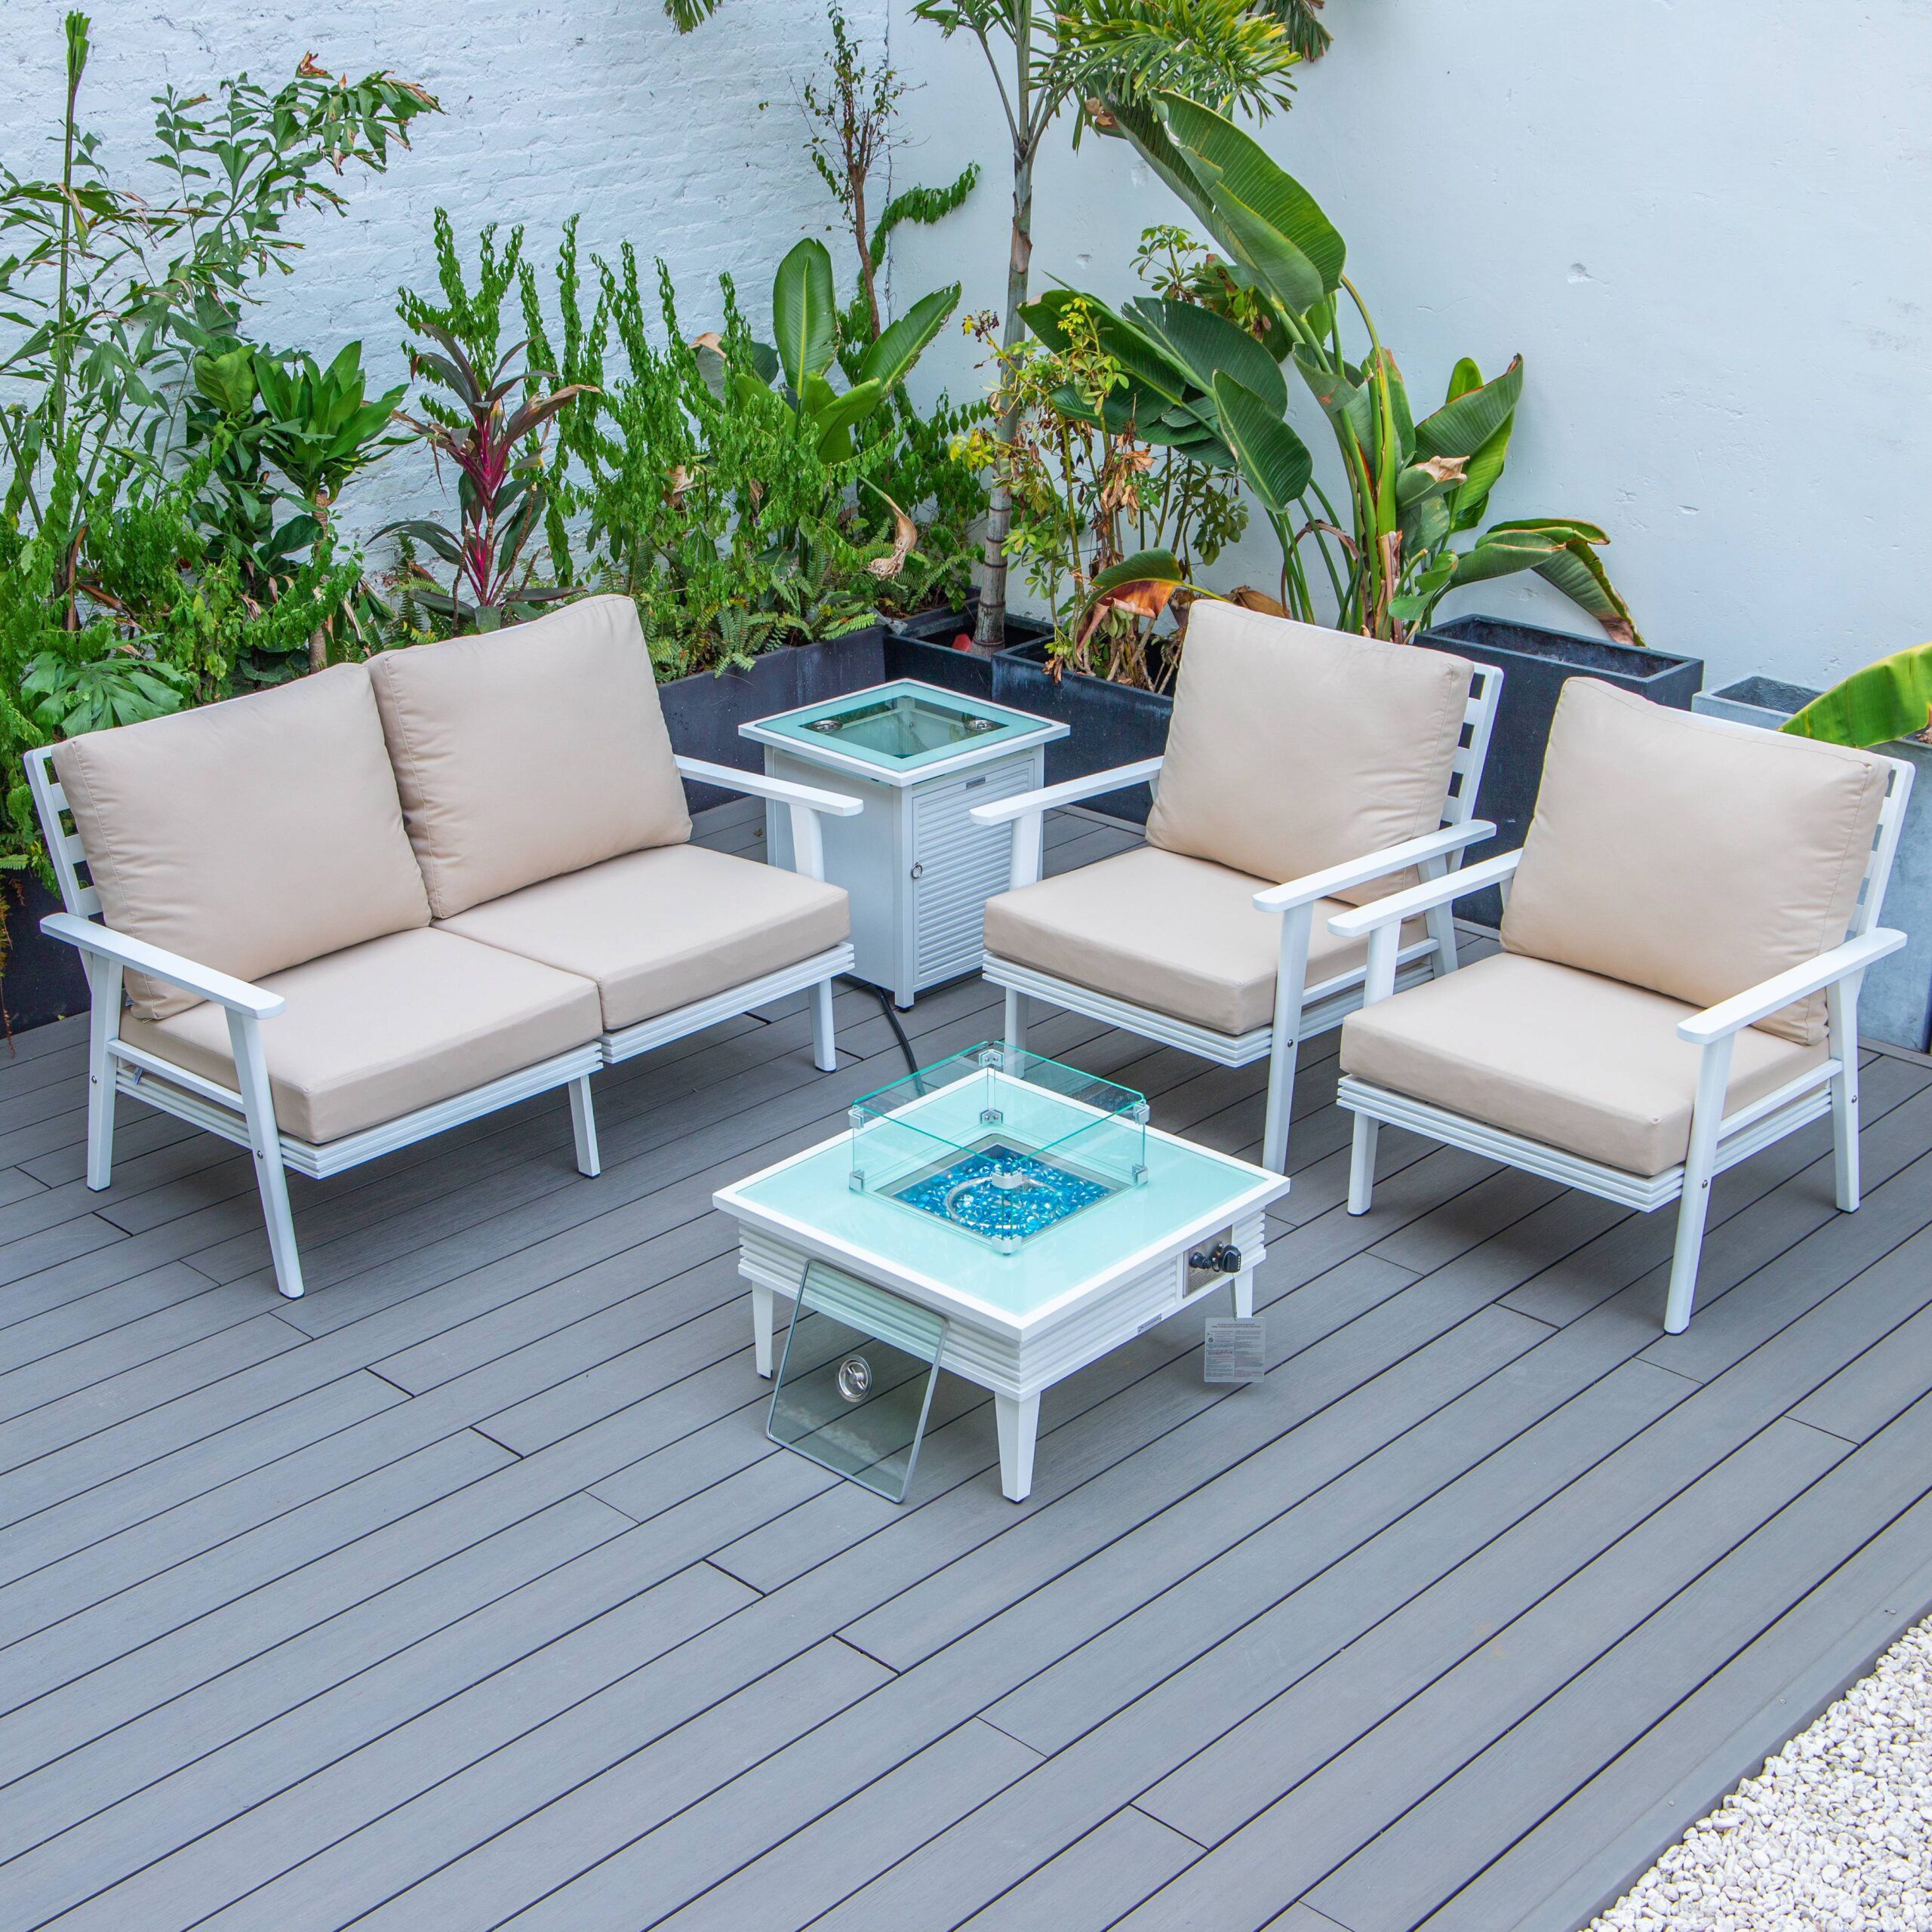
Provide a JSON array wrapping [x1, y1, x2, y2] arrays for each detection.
[[1262, 1035, 1298, 1174], [224, 1010, 303, 1300], [1420, 854, 1460, 978], [1829, 978, 1860, 1212], [1263, 905, 1312, 1173], [1004, 988, 1029, 1054], [810, 978, 837, 1073], [752, 1281, 776, 1377], [569, 1074, 601, 1178], [84, 955, 123, 1192], [1347, 1113, 1380, 1216], [1664, 1036, 1734, 1335], [995, 1391, 1040, 1503]]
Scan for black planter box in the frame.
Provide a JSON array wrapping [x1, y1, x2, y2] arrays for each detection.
[[883, 626, 995, 700], [657, 626, 891, 813], [3, 872, 91, 1035], [992, 635, 1168, 825], [1414, 614, 1704, 926]]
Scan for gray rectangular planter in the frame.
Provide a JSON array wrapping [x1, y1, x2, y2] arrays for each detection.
[[1417, 614, 1705, 927], [1696, 675, 1932, 1053]]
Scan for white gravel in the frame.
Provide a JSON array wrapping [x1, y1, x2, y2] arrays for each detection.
[[1591, 1617, 1932, 1932]]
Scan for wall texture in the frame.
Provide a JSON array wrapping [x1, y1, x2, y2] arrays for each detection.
[[888, 0, 1932, 693], [8, 0, 884, 538]]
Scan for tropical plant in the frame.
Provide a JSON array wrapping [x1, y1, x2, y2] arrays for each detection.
[[716, 238, 960, 464], [0, 18, 425, 909], [188, 339, 408, 672], [955, 300, 1244, 686], [1054, 95, 1641, 645], [663, 0, 1306, 647], [1784, 645, 1932, 748], [802, 2, 979, 343], [390, 218, 592, 632], [795, 3, 989, 614], [0, 14, 435, 560], [904, 0, 1300, 646]]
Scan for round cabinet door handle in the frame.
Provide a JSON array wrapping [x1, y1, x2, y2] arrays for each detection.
[[909, 862, 925, 880]]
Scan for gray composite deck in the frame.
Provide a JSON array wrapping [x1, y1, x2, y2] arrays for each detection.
[[4, 795, 1932, 1932]]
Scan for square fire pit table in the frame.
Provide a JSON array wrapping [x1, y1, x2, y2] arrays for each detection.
[[741, 680, 1066, 1008], [713, 1044, 1291, 1502]]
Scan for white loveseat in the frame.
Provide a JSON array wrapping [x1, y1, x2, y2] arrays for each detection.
[[26, 595, 862, 1300]]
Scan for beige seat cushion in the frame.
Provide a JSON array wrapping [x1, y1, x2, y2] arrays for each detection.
[[51, 666, 432, 1023], [438, 844, 851, 1032], [1340, 952, 1827, 1177], [983, 845, 1426, 1037], [1146, 603, 1474, 906], [368, 595, 691, 919], [1502, 679, 1889, 1045], [119, 928, 601, 1145]]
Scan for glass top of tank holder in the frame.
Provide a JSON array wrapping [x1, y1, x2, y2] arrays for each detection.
[[848, 1042, 1150, 1254], [746, 680, 1051, 771]]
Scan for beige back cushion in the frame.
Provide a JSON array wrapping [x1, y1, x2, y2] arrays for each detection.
[[1500, 679, 1889, 1045], [1146, 603, 1474, 903], [51, 665, 432, 1021], [368, 595, 691, 918]]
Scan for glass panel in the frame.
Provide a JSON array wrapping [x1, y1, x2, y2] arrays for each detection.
[[767, 1264, 946, 1503], [848, 1042, 1149, 1253], [801, 691, 1004, 760], [750, 681, 1048, 771]]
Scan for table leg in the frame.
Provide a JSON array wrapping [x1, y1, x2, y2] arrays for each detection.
[[995, 1392, 1040, 1502], [1233, 1270, 1254, 1319], [752, 1281, 775, 1378]]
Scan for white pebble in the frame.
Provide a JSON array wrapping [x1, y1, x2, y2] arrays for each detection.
[[1590, 1617, 1932, 1932]]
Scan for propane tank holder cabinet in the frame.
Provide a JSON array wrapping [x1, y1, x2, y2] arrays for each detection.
[[743, 680, 1066, 1008]]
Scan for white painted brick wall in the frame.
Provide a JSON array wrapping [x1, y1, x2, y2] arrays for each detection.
[[8, 0, 888, 544]]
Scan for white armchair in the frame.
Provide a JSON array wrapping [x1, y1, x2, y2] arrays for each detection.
[[971, 605, 1503, 1171], [1331, 679, 1913, 1332]]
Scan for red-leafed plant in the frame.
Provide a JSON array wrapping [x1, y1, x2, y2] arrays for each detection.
[[387, 217, 592, 632]]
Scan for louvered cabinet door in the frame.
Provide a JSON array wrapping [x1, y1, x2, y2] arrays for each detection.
[[909, 752, 1042, 991]]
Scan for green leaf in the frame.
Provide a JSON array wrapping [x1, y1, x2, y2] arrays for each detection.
[[1527, 533, 1644, 646], [1158, 91, 1344, 315], [1085, 549, 1189, 608], [1123, 296, 1286, 415], [1023, 290, 1195, 413], [856, 283, 959, 392], [1445, 528, 1562, 588], [1211, 371, 1312, 514], [1784, 643, 1932, 748], [192, 345, 257, 417], [1414, 355, 1523, 460], [1291, 347, 1373, 448], [811, 377, 884, 460], [771, 237, 837, 395]]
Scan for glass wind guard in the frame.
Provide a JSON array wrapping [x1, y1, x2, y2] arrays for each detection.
[[848, 1043, 1150, 1254], [801, 691, 1003, 759], [767, 1263, 946, 1503]]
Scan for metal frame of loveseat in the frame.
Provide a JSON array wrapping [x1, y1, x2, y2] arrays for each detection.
[[26, 747, 860, 1300]]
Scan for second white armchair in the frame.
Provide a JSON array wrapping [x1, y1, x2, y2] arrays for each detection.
[[971, 605, 1503, 1171]]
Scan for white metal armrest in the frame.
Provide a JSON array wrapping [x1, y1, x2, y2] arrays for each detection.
[[1252, 821, 1497, 915], [1678, 928, 1906, 1045], [970, 757, 1165, 894], [676, 755, 863, 884], [41, 912, 284, 1017], [1327, 851, 1524, 940], [674, 756, 863, 818], [968, 757, 1165, 828]]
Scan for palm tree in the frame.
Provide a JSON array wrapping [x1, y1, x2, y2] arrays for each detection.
[[664, 0, 1323, 645]]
